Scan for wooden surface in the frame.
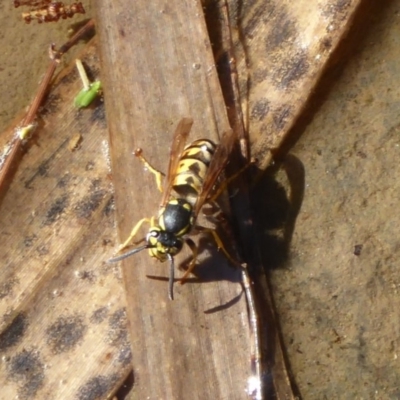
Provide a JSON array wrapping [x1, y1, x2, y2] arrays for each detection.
[[0, 0, 367, 399], [95, 0, 363, 399], [95, 1, 253, 399], [222, 0, 363, 169], [0, 40, 131, 399]]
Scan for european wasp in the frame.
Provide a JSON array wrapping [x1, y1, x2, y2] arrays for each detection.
[[109, 118, 239, 299]]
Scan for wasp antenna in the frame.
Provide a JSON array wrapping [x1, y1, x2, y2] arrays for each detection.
[[167, 254, 175, 300], [108, 244, 149, 263]]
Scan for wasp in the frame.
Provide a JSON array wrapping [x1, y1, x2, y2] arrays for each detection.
[[109, 118, 240, 300]]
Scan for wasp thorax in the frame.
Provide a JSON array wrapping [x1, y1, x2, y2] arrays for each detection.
[[159, 198, 193, 235]]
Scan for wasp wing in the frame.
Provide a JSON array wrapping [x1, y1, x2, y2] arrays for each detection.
[[193, 128, 235, 216], [160, 118, 193, 206]]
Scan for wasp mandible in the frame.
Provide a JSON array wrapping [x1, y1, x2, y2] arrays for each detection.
[[109, 118, 239, 299]]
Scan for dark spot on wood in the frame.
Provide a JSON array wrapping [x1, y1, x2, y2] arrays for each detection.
[[354, 244, 363, 256], [76, 374, 119, 400], [266, 13, 297, 52], [40, 93, 61, 116], [92, 178, 102, 189], [38, 160, 49, 177], [251, 98, 270, 121], [258, 124, 271, 137], [90, 307, 108, 324], [102, 238, 112, 246], [79, 269, 96, 282], [56, 173, 71, 188], [257, 5, 311, 91], [261, 3, 298, 70], [321, 36, 333, 51], [0, 313, 28, 350], [88, 63, 101, 79], [273, 49, 309, 89], [107, 308, 132, 365], [46, 314, 87, 354], [321, 0, 352, 20], [59, 68, 78, 87], [118, 344, 132, 365], [7, 349, 45, 398], [252, 67, 269, 84], [273, 105, 293, 131], [90, 102, 106, 128], [335, 0, 352, 12], [25, 139, 68, 188], [24, 234, 37, 247], [102, 196, 114, 217], [107, 308, 128, 346], [119, 27, 126, 37], [74, 180, 106, 219], [242, 1, 274, 40], [0, 277, 19, 299], [43, 194, 69, 225], [80, 60, 96, 82]]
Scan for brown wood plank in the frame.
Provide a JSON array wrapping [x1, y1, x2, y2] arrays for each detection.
[[0, 39, 131, 400], [0, 0, 367, 398], [225, 0, 364, 169], [95, 0, 365, 399], [95, 1, 254, 399]]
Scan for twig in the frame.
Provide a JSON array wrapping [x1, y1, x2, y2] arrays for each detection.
[[0, 19, 95, 199]]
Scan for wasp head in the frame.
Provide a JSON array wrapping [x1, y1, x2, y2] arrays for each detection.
[[146, 227, 183, 261]]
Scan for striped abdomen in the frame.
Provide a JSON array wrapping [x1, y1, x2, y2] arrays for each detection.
[[171, 139, 216, 206]]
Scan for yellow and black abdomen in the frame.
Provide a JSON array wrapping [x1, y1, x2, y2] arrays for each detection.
[[171, 139, 216, 205]]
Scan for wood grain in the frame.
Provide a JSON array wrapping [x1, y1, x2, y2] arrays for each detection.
[[0, 0, 366, 398], [225, 0, 364, 169], [95, 1, 254, 399], [0, 40, 130, 400], [95, 0, 364, 399]]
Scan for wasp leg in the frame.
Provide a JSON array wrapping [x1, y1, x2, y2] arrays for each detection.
[[195, 225, 241, 267], [134, 148, 165, 192], [117, 217, 151, 252], [179, 238, 199, 284]]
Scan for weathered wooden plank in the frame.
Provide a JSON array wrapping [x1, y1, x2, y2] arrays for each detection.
[[0, 0, 373, 397], [225, 0, 364, 169], [95, 0, 365, 399], [0, 39, 130, 400], [95, 1, 254, 399]]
